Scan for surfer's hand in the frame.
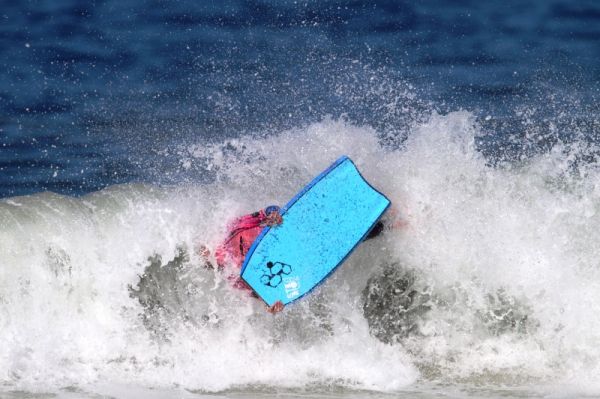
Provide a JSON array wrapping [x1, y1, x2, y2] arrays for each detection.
[[267, 300, 284, 314], [265, 211, 283, 226]]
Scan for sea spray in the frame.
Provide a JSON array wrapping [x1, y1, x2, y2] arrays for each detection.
[[2, 113, 600, 392]]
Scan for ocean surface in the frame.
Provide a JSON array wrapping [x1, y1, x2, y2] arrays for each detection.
[[1, 1, 600, 398]]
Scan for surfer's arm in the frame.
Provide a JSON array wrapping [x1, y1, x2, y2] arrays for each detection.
[[235, 207, 282, 230]]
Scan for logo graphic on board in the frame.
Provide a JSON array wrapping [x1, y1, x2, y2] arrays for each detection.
[[260, 261, 292, 288], [283, 277, 300, 299]]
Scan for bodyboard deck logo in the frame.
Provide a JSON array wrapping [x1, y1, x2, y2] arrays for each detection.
[[260, 261, 292, 288]]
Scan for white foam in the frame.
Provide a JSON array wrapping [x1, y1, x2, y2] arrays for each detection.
[[2, 113, 600, 393]]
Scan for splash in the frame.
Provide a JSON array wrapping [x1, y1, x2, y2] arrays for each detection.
[[2, 112, 600, 394]]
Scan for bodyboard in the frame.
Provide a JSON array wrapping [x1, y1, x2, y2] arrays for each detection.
[[240, 156, 390, 306]]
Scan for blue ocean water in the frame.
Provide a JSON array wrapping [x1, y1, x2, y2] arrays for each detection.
[[2, 0, 598, 197]]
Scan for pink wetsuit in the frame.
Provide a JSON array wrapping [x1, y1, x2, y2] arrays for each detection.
[[215, 209, 271, 291]]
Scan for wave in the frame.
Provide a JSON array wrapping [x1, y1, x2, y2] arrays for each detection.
[[2, 113, 600, 393]]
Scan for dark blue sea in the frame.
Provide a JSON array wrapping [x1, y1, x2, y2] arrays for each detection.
[[2, 1, 600, 398], [2, 0, 598, 196]]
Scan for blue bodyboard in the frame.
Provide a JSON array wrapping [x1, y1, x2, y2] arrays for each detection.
[[240, 156, 390, 306]]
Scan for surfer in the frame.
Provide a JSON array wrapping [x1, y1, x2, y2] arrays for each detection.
[[200, 205, 285, 314], [200, 203, 403, 314]]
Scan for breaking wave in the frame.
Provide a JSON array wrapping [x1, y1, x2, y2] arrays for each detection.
[[3, 112, 600, 394]]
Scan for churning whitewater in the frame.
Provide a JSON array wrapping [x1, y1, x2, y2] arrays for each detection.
[[2, 112, 600, 392]]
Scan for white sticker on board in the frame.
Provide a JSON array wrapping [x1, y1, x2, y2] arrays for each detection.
[[283, 276, 300, 299]]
